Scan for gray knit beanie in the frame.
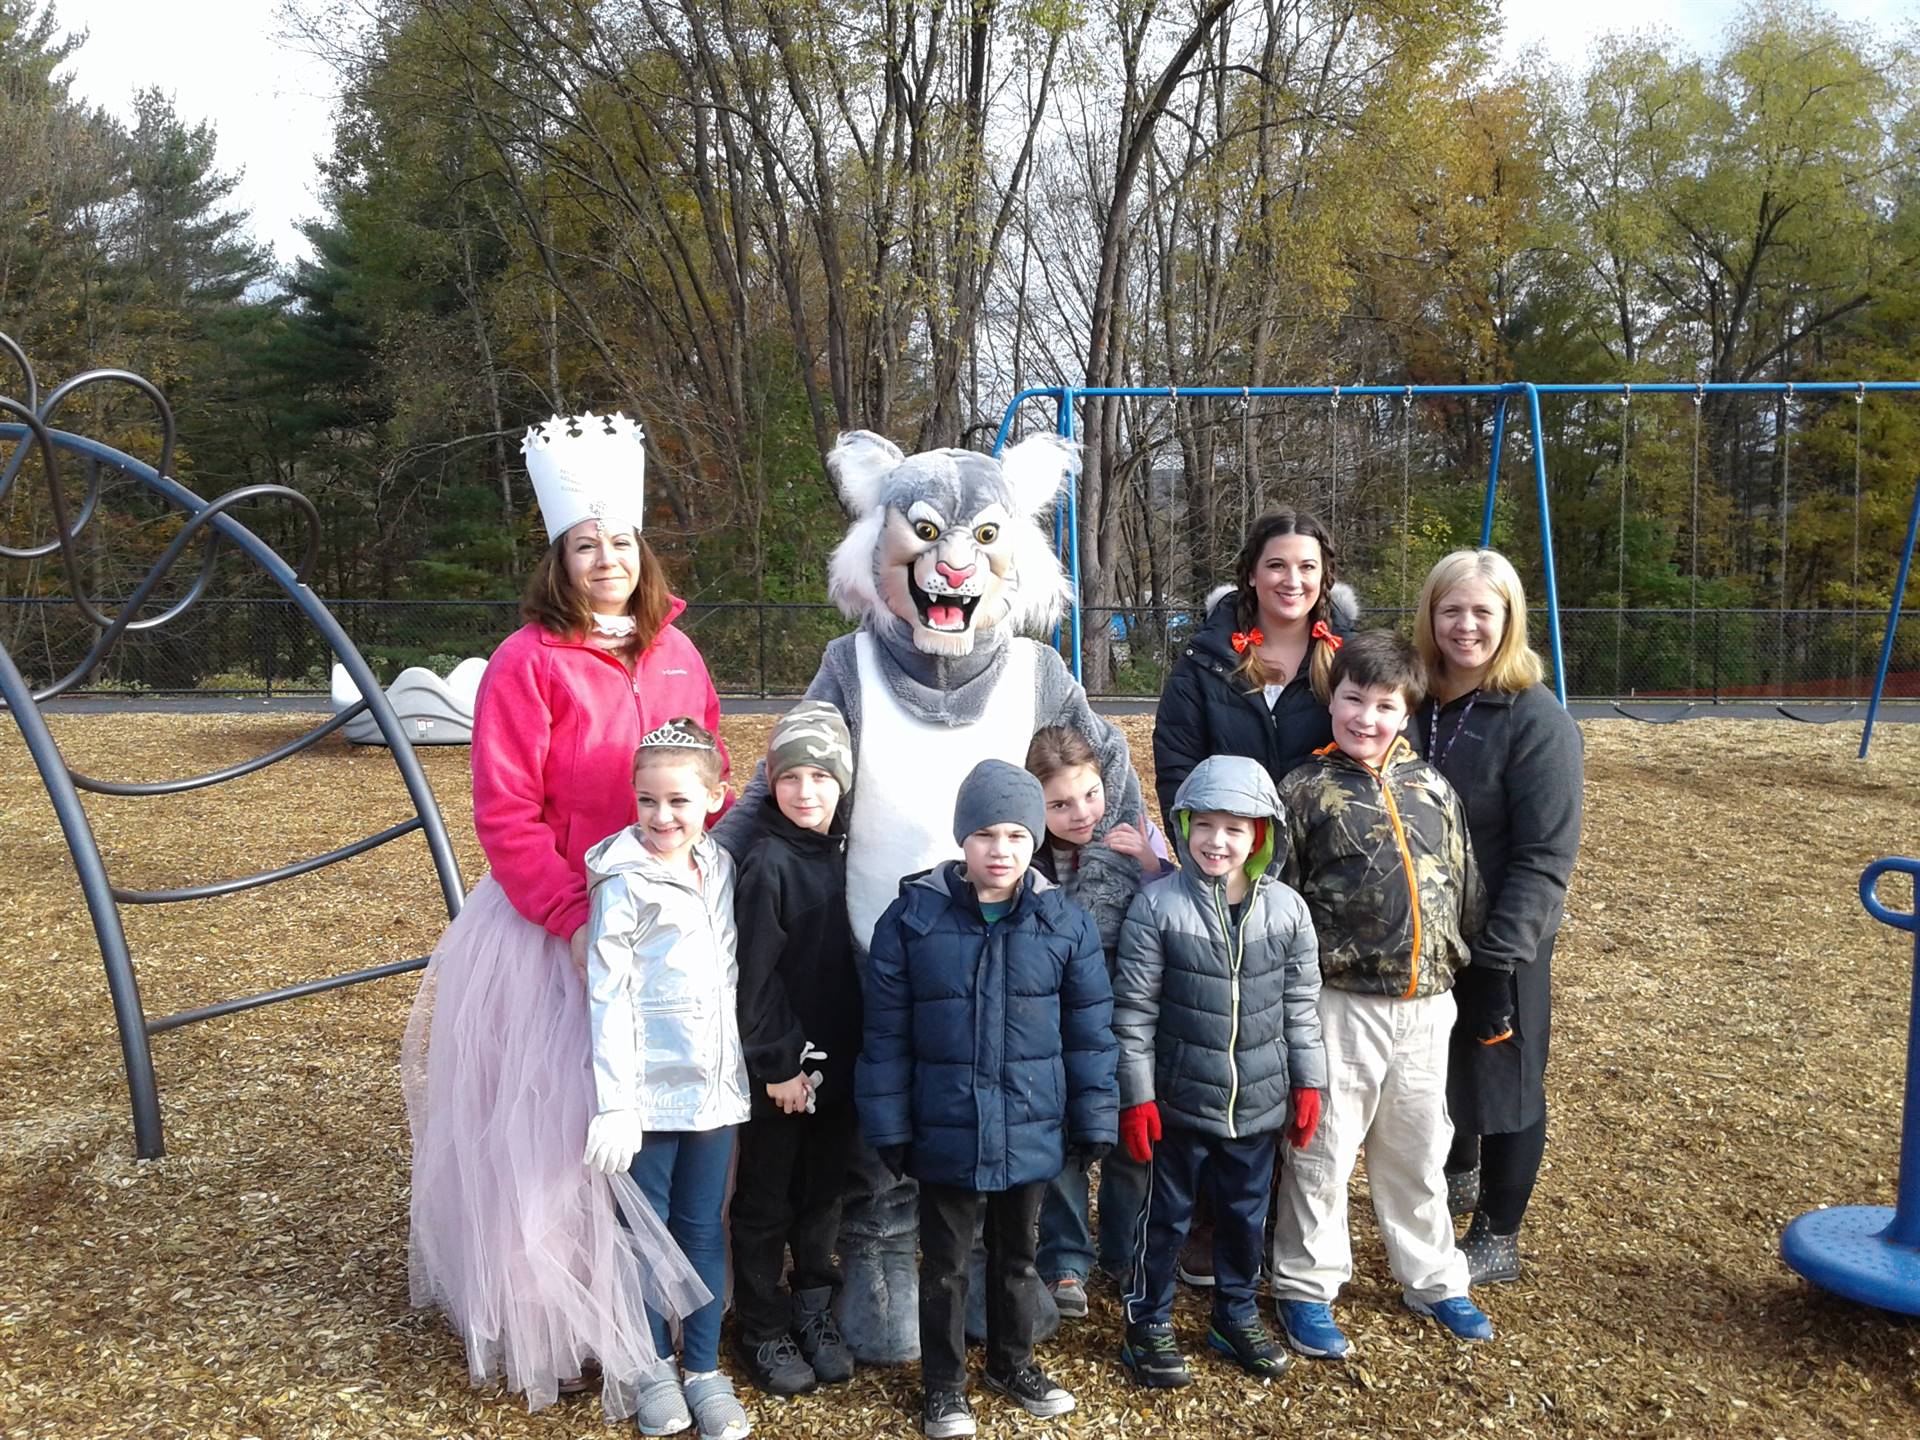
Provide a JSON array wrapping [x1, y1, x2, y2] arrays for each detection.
[[951, 759, 1046, 845], [766, 700, 854, 792]]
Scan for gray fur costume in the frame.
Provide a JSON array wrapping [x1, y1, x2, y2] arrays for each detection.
[[714, 431, 1145, 1364]]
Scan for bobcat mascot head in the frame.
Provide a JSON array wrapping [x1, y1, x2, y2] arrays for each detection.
[[825, 431, 1076, 658]]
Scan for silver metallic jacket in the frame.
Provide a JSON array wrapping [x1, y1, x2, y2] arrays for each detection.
[[585, 827, 751, 1130]]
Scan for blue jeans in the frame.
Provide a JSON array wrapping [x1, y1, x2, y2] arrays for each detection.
[[1036, 1150, 1149, 1283], [630, 1126, 737, 1371]]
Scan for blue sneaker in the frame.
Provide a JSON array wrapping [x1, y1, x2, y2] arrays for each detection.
[[1275, 1300, 1350, 1359], [1406, 1294, 1494, 1342]]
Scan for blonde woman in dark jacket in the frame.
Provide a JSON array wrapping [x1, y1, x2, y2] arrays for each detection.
[[1413, 550, 1584, 1286]]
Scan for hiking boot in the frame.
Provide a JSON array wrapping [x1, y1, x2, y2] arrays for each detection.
[[682, 1370, 752, 1440], [792, 1286, 854, 1382], [922, 1389, 976, 1439], [1175, 1225, 1215, 1287], [1405, 1293, 1494, 1343], [634, 1358, 692, 1436], [1460, 1213, 1522, 1285], [983, 1362, 1075, 1417], [739, 1331, 816, 1396], [1275, 1299, 1351, 1359], [1119, 1321, 1192, 1388], [1446, 1166, 1482, 1218], [1206, 1314, 1294, 1379], [1047, 1275, 1089, 1318]]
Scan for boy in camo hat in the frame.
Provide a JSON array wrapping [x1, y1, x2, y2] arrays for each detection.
[[731, 701, 861, 1396]]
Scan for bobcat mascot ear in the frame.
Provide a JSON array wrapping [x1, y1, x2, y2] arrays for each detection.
[[998, 433, 1078, 517], [828, 430, 907, 517]]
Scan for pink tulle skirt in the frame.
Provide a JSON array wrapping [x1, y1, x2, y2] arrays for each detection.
[[402, 875, 709, 1419]]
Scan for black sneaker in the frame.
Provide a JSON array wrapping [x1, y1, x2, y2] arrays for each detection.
[[792, 1285, 855, 1382], [922, 1389, 976, 1439], [1119, 1321, 1192, 1388], [740, 1331, 816, 1396], [1206, 1314, 1294, 1379], [983, 1362, 1076, 1417]]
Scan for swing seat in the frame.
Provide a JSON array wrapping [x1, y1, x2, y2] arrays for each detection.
[[1776, 702, 1861, 724], [1610, 701, 1697, 724]]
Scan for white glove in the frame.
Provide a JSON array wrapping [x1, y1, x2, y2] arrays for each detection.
[[800, 1044, 828, 1116], [584, 1109, 645, 1176]]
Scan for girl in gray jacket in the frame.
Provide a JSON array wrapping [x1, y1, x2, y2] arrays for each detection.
[[1112, 754, 1326, 1388]]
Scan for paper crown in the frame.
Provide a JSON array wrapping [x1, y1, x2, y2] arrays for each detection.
[[522, 411, 646, 543]]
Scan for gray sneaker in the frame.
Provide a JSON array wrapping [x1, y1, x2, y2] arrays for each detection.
[[682, 1370, 751, 1440], [634, 1359, 692, 1436], [1047, 1275, 1089, 1319]]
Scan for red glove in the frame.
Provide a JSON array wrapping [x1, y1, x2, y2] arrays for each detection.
[[1119, 1101, 1162, 1164], [1287, 1088, 1323, 1150]]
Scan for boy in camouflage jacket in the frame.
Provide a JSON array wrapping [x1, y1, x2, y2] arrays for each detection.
[[1269, 631, 1493, 1359]]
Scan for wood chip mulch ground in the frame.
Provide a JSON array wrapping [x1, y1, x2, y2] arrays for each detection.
[[3, 713, 1919, 1439]]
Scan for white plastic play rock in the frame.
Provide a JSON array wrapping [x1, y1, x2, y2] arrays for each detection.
[[329, 657, 487, 745]]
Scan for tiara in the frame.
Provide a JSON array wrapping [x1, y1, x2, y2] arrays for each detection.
[[637, 718, 717, 751]]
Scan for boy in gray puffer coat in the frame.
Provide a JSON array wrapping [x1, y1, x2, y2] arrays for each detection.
[[1112, 754, 1326, 1388]]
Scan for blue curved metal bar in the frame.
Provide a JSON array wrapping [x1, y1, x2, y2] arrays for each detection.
[[111, 817, 426, 904], [0, 330, 37, 411], [1860, 855, 1920, 1250], [20, 475, 320, 701], [1859, 474, 1920, 759], [0, 408, 465, 1158], [147, 955, 432, 1036], [0, 448, 105, 560], [38, 367, 178, 484], [68, 701, 370, 797], [0, 620, 161, 1151]]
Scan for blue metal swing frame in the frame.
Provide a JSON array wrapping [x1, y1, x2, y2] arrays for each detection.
[[991, 382, 1920, 757]]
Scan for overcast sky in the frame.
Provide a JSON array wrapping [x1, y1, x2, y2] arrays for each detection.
[[45, 0, 1920, 274]]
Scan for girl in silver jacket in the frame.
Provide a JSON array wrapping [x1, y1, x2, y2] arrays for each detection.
[[581, 717, 754, 1440]]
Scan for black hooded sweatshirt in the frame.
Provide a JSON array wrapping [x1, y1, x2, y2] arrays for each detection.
[[733, 795, 862, 1106]]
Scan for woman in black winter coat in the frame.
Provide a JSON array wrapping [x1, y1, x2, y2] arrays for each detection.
[[1412, 549, 1584, 1286], [1151, 509, 1352, 820]]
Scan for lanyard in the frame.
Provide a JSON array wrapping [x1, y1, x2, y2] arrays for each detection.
[[1427, 688, 1481, 770]]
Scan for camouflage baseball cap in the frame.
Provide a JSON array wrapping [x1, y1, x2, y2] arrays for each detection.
[[766, 700, 853, 791]]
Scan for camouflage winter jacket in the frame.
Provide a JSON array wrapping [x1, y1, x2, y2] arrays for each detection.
[[1276, 737, 1485, 999]]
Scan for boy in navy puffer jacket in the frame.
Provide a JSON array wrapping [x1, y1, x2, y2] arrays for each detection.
[[1111, 753, 1327, 1388], [856, 760, 1118, 1440]]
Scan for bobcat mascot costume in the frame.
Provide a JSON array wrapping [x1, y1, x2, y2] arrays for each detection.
[[715, 430, 1146, 1363]]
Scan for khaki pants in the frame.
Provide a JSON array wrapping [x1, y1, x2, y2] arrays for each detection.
[[1270, 986, 1469, 1307]]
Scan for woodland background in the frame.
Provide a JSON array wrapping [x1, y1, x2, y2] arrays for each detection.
[[2, 0, 1918, 691]]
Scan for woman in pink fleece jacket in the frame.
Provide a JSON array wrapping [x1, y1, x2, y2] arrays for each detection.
[[403, 416, 730, 1421]]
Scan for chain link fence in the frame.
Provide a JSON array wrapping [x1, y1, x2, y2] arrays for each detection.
[[3, 596, 1916, 701]]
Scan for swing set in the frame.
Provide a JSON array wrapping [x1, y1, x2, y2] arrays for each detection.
[[992, 380, 1920, 758]]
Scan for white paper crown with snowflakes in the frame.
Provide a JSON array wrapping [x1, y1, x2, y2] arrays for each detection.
[[522, 411, 647, 543]]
